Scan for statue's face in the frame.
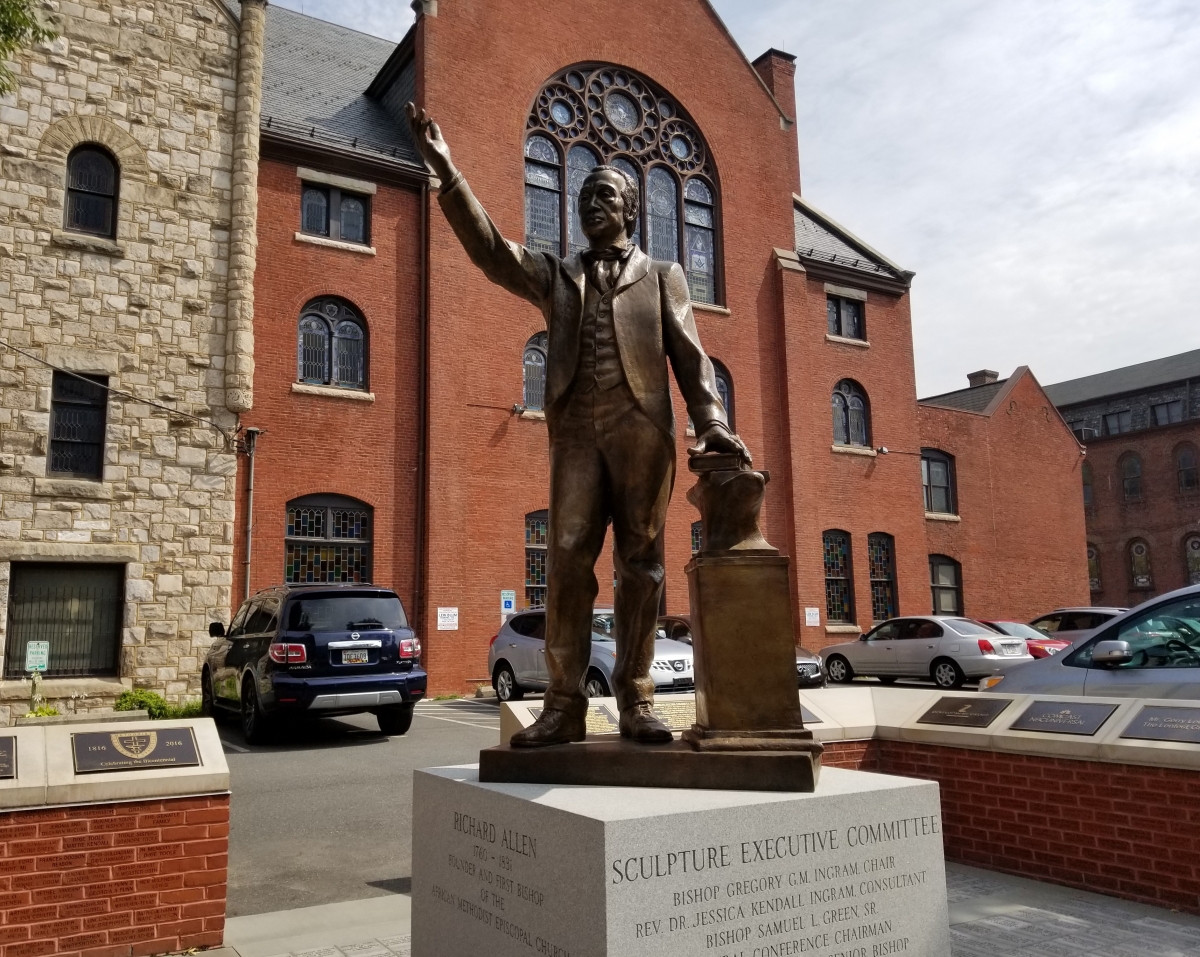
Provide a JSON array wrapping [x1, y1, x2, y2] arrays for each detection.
[[579, 170, 631, 246]]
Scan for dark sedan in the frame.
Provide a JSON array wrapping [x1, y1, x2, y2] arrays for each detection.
[[204, 583, 427, 743], [657, 614, 825, 688]]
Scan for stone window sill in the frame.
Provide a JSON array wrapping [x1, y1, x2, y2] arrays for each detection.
[[925, 511, 961, 522], [34, 477, 113, 500], [293, 232, 377, 256], [0, 676, 127, 701], [518, 409, 546, 421], [825, 624, 861, 634], [51, 229, 124, 257], [292, 382, 375, 402], [831, 444, 877, 458], [692, 302, 731, 316], [825, 334, 870, 349]]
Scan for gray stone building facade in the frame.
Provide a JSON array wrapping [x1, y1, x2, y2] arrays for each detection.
[[0, 0, 264, 723]]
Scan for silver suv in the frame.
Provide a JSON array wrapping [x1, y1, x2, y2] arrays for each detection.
[[1029, 607, 1127, 645], [487, 608, 693, 702]]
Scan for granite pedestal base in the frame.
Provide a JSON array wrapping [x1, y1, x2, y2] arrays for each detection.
[[479, 736, 820, 791], [412, 764, 950, 957]]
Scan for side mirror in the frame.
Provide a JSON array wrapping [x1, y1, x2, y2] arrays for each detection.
[[1091, 639, 1132, 667], [209, 621, 226, 638]]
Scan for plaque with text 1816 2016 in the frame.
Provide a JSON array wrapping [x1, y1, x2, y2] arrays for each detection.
[[0, 737, 15, 779], [917, 696, 1013, 728], [71, 728, 201, 774], [1120, 705, 1200, 744], [1010, 701, 1118, 736]]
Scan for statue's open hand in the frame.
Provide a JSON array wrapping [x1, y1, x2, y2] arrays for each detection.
[[689, 424, 753, 467], [405, 103, 456, 183]]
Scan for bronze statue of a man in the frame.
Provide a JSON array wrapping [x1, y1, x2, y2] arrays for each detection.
[[408, 105, 750, 747]]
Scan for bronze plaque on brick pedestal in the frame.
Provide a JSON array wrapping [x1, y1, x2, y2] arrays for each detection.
[[72, 727, 200, 774], [0, 736, 15, 779], [1011, 701, 1117, 736], [917, 696, 1013, 728], [1120, 706, 1200, 744]]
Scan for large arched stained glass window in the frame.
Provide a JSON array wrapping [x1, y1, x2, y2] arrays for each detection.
[[525, 64, 721, 303], [296, 298, 367, 391]]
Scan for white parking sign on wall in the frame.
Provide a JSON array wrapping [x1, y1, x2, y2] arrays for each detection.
[[804, 607, 820, 627], [500, 590, 516, 624], [437, 607, 459, 631]]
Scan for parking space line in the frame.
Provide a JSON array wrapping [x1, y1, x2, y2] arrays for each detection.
[[222, 738, 250, 753], [413, 712, 499, 731]]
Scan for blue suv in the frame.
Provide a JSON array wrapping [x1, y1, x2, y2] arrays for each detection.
[[204, 584, 427, 743]]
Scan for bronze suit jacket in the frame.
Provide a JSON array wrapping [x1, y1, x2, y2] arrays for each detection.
[[439, 175, 728, 440]]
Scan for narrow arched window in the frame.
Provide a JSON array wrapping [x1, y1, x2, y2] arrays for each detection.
[[867, 533, 897, 622], [302, 187, 329, 236], [285, 494, 372, 583], [1129, 539, 1152, 589], [921, 449, 956, 514], [566, 145, 599, 256], [340, 195, 366, 245], [523, 332, 548, 410], [1121, 454, 1142, 501], [525, 510, 549, 607], [524, 135, 561, 255], [525, 65, 721, 302], [929, 555, 962, 615], [822, 530, 854, 623], [832, 380, 870, 447], [1082, 462, 1094, 507], [1087, 544, 1102, 592], [684, 179, 715, 303], [1177, 445, 1199, 492], [1186, 535, 1200, 586], [65, 146, 118, 238], [712, 360, 734, 431], [691, 520, 704, 555], [297, 298, 367, 390]]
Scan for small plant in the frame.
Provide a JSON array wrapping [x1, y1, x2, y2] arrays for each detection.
[[432, 693, 461, 701], [114, 689, 202, 720], [24, 705, 59, 718]]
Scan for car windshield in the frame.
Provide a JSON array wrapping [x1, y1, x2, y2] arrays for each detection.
[[285, 594, 407, 632], [946, 618, 998, 636], [592, 614, 615, 641], [1072, 595, 1200, 668], [993, 622, 1049, 641]]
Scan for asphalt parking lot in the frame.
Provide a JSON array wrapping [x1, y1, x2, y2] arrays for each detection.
[[220, 698, 502, 917]]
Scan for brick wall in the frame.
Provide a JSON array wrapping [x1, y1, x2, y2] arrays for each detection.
[[0, 794, 228, 957], [823, 739, 1199, 914]]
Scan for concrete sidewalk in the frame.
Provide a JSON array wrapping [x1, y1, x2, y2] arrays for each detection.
[[206, 862, 1200, 957]]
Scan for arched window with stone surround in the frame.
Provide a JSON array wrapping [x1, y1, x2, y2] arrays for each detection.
[[296, 297, 367, 391], [285, 494, 372, 584], [1129, 539, 1153, 590], [523, 332, 548, 410], [524, 65, 722, 304], [832, 379, 870, 448], [65, 145, 119, 238]]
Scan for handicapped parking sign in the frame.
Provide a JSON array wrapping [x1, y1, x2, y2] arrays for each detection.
[[501, 589, 516, 622]]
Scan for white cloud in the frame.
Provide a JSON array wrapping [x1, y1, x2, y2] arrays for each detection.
[[272, 0, 1200, 394]]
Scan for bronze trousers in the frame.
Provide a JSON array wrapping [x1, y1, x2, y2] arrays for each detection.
[[544, 382, 675, 715]]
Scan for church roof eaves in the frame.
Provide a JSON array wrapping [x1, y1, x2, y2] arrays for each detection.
[[793, 196, 912, 290]]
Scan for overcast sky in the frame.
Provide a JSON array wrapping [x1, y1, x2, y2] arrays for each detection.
[[274, 0, 1200, 397]]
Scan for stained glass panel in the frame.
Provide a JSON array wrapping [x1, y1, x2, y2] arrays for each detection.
[[298, 316, 329, 383], [605, 92, 639, 133], [823, 531, 853, 623], [285, 498, 371, 584], [285, 543, 369, 584], [1130, 540, 1152, 588], [867, 533, 897, 622], [333, 321, 364, 389], [1087, 545, 1102, 592], [287, 507, 325, 538], [691, 521, 703, 555], [525, 510, 549, 607], [1187, 537, 1200, 586], [647, 167, 679, 264], [330, 508, 368, 540], [611, 157, 642, 247], [567, 145, 599, 256]]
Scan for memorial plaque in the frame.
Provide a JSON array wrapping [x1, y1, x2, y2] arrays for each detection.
[[72, 727, 201, 774], [1120, 705, 1200, 744], [1010, 701, 1117, 736], [0, 736, 15, 780], [917, 696, 1013, 728]]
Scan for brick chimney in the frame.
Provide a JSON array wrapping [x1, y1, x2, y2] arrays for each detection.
[[967, 370, 1000, 388], [752, 49, 799, 191]]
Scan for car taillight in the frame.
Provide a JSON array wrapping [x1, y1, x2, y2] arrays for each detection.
[[489, 634, 499, 647], [399, 637, 422, 659], [977, 638, 996, 655], [268, 642, 306, 664]]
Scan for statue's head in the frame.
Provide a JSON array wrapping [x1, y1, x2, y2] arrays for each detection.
[[579, 166, 640, 246]]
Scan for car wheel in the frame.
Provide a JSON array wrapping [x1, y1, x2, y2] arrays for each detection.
[[584, 670, 610, 698], [826, 655, 854, 684], [201, 668, 215, 716], [493, 663, 522, 702], [240, 677, 272, 745], [377, 704, 414, 736], [932, 658, 965, 689]]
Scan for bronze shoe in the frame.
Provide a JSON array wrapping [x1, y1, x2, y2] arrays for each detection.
[[619, 702, 673, 743], [509, 708, 586, 748]]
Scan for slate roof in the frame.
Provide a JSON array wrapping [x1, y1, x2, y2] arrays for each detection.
[[918, 379, 1009, 413], [259, 5, 421, 169], [1042, 348, 1200, 409], [793, 199, 908, 282]]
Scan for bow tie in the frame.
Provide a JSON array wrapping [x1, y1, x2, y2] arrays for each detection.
[[584, 245, 632, 263]]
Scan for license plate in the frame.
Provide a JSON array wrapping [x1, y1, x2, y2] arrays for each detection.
[[1002, 644, 1022, 656], [341, 649, 369, 664]]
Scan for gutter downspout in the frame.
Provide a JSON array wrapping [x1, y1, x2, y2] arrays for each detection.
[[242, 428, 262, 601], [413, 181, 430, 640], [225, 0, 267, 413]]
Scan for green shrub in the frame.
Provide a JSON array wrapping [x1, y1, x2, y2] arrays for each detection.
[[24, 705, 59, 718], [115, 689, 202, 720]]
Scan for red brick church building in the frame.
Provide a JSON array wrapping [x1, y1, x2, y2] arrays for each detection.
[[236, 0, 1089, 693]]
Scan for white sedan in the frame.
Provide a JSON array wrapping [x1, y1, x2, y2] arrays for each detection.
[[823, 616, 1033, 689]]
